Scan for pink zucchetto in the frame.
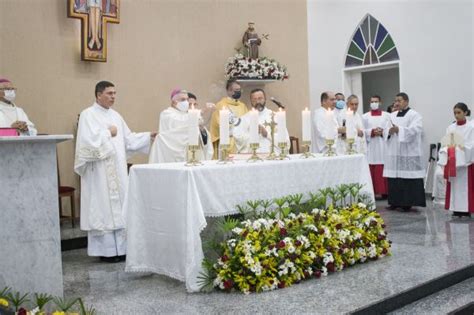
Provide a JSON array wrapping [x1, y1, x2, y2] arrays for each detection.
[[170, 87, 187, 100], [0, 77, 11, 84]]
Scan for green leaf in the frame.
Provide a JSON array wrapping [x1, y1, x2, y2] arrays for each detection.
[[6, 291, 29, 311], [52, 297, 79, 312]]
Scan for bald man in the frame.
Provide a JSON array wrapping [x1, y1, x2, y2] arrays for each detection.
[[0, 77, 37, 135]]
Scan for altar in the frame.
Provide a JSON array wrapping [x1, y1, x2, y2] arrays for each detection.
[[124, 154, 374, 292], [0, 135, 73, 297]]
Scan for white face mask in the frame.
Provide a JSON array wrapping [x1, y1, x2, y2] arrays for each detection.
[[176, 100, 189, 112], [3, 90, 16, 102], [370, 102, 379, 110]]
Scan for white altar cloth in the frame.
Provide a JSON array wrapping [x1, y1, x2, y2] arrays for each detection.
[[124, 154, 374, 292]]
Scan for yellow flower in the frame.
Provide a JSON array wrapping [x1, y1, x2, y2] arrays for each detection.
[[0, 298, 8, 307], [52, 312, 65, 315]]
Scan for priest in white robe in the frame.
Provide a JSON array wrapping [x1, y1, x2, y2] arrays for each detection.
[[233, 88, 289, 154], [149, 88, 213, 163], [0, 77, 37, 136], [362, 95, 391, 197], [336, 95, 366, 155], [311, 91, 342, 153], [383, 92, 426, 211], [75, 81, 155, 262], [438, 103, 474, 217]]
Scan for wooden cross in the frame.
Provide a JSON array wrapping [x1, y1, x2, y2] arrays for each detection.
[[67, 0, 120, 62]]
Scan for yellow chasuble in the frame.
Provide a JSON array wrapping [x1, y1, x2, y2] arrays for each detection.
[[210, 97, 248, 159]]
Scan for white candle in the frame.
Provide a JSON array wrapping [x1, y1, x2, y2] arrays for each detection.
[[275, 108, 287, 143], [219, 108, 230, 145], [346, 110, 356, 139], [187, 106, 200, 146], [249, 109, 259, 143], [302, 107, 311, 141], [325, 109, 337, 140]]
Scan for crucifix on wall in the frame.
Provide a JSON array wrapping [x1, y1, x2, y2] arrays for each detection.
[[68, 0, 120, 62]]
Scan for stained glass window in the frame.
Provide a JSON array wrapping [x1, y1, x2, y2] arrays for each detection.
[[345, 15, 399, 67]]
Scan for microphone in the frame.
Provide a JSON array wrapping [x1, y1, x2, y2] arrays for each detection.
[[270, 97, 285, 109]]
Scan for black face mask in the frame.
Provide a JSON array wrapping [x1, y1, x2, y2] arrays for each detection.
[[232, 91, 242, 100]]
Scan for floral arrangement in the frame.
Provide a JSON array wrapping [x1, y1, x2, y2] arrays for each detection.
[[225, 53, 289, 81], [199, 183, 391, 294], [0, 287, 96, 315]]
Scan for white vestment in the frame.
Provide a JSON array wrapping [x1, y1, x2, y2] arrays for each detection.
[[311, 107, 340, 153], [438, 122, 474, 212], [233, 107, 290, 154], [149, 107, 213, 163], [383, 109, 425, 179], [362, 111, 391, 164], [74, 103, 151, 257], [336, 109, 367, 155], [0, 101, 37, 135]]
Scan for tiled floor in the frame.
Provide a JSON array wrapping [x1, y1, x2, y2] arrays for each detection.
[[62, 200, 474, 314]]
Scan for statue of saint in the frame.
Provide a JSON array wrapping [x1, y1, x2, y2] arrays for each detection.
[[242, 22, 262, 59]]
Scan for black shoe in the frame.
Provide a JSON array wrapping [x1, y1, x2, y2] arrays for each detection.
[[118, 255, 126, 262], [402, 206, 412, 212], [100, 256, 121, 263], [386, 205, 397, 210]]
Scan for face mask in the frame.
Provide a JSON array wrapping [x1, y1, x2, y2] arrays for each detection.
[[335, 100, 345, 110], [176, 100, 189, 112], [232, 91, 241, 100], [255, 102, 265, 112], [3, 90, 16, 102], [370, 102, 379, 110]]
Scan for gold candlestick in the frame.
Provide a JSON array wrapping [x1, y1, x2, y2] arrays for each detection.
[[301, 140, 315, 158], [278, 142, 290, 160], [324, 138, 336, 157], [264, 112, 278, 160], [218, 143, 232, 164], [247, 143, 263, 162], [185, 144, 202, 166], [346, 138, 356, 155]]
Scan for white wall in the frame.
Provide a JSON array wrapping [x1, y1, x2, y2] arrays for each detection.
[[307, 0, 473, 160]]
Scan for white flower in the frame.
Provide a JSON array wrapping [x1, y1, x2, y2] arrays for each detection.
[[288, 213, 297, 219], [232, 227, 243, 234], [358, 202, 367, 208], [252, 220, 262, 230], [323, 252, 334, 265], [288, 246, 295, 253], [308, 251, 316, 259], [306, 224, 318, 232], [321, 266, 328, 276]]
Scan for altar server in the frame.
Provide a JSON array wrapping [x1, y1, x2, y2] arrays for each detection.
[[0, 77, 37, 135], [233, 88, 289, 154], [149, 88, 213, 163], [75, 81, 155, 262], [383, 92, 426, 211], [439, 103, 474, 217], [362, 95, 391, 197]]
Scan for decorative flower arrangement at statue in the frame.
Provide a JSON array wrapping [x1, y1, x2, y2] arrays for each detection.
[[199, 184, 391, 293], [225, 23, 289, 81]]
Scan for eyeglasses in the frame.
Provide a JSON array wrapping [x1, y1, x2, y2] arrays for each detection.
[[0, 87, 17, 91]]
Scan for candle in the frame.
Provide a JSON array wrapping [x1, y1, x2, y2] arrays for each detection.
[[325, 108, 337, 140], [346, 110, 356, 139], [219, 107, 230, 145], [302, 107, 311, 141], [275, 108, 287, 143], [249, 109, 259, 143], [187, 105, 200, 146]]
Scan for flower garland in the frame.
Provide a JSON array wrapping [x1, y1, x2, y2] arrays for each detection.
[[201, 186, 390, 294], [225, 53, 289, 81]]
